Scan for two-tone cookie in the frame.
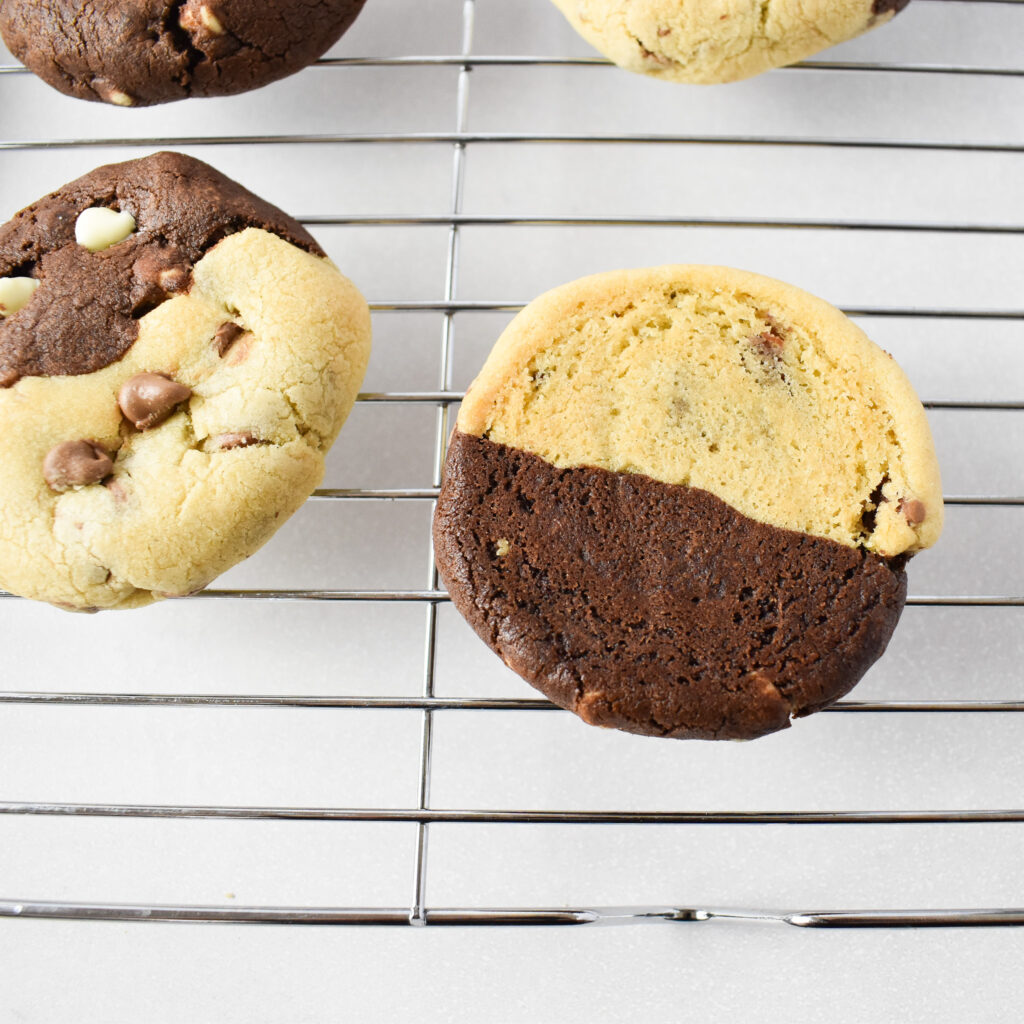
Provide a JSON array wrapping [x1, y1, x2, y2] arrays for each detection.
[[0, 151, 371, 611], [434, 265, 942, 741], [550, 0, 910, 84], [0, 0, 368, 106]]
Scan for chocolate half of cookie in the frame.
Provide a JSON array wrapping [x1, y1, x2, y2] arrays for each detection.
[[0, 0, 368, 106], [433, 265, 943, 741], [0, 150, 321, 387]]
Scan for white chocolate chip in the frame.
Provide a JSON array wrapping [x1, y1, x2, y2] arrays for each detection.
[[75, 207, 137, 252], [495, 538, 510, 557], [200, 6, 225, 34], [181, 4, 225, 35], [92, 78, 135, 106], [0, 276, 39, 317]]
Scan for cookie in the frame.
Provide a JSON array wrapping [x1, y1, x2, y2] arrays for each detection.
[[433, 266, 942, 741], [550, 0, 911, 84], [0, 0, 367, 106], [0, 151, 371, 611]]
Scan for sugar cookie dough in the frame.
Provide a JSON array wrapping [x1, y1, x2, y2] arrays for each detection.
[[551, 0, 911, 84]]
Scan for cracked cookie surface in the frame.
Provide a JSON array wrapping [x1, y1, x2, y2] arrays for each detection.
[[0, 152, 371, 611], [0, 0, 368, 106], [433, 265, 941, 741], [550, 0, 911, 84]]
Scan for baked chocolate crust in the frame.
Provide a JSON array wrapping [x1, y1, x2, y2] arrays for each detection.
[[0, 0, 367, 106], [0, 151, 323, 386], [434, 430, 908, 741]]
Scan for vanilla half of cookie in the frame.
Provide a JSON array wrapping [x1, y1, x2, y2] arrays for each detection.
[[551, 0, 910, 85], [434, 265, 942, 741]]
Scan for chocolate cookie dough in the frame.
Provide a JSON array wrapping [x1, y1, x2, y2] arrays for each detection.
[[433, 265, 942, 741], [0, 150, 322, 386], [549, 0, 912, 84], [0, 0, 368, 106], [0, 152, 372, 610]]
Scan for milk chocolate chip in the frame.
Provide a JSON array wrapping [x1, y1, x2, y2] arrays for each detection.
[[118, 372, 192, 430], [211, 431, 261, 450], [873, 0, 911, 15], [43, 440, 113, 491], [900, 498, 927, 527], [749, 331, 784, 360], [213, 321, 245, 357]]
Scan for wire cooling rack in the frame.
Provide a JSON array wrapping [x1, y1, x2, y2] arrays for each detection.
[[0, 0, 1023, 931]]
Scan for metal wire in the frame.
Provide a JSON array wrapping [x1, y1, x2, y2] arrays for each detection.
[[8, 803, 1024, 825], [4, 693, 1024, 713], [4, 134, 1024, 154], [6, 899, 1023, 928], [411, 0, 477, 928], [1, 0, 1023, 929]]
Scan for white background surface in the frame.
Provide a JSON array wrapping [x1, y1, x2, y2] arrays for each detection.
[[1, 1, 1024, 1020]]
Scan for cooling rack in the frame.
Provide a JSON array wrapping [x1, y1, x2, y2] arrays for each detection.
[[0, 0, 1022, 934]]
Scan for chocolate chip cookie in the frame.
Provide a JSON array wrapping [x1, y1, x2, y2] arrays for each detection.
[[0, 0, 368, 106], [433, 265, 942, 741], [550, 0, 911, 84], [0, 151, 371, 610]]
